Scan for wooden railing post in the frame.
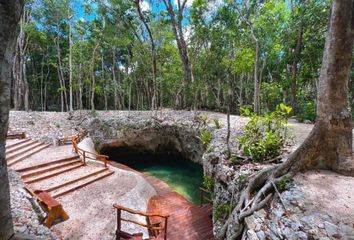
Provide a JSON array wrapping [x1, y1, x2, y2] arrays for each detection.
[[164, 217, 168, 240], [116, 208, 121, 240], [83, 151, 86, 165]]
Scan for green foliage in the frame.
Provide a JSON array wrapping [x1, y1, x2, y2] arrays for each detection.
[[90, 110, 98, 118], [21, 0, 345, 119], [229, 155, 243, 165], [238, 174, 249, 186], [276, 176, 293, 191], [298, 101, 316, 122], [214, 203, 233, 220], [200, 128, 213, 147], [202, 176, 214, 193], [238, 104, 292, 162], [207, 146, 215, 153], [213, 118, 222, 129], [94, 138, 102, 150], [200, 115, 209, 126]]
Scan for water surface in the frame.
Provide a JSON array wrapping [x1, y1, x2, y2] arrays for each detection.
[[130, 158, 203, 204]]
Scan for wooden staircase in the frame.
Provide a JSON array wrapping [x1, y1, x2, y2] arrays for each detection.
[[6, 138, 51, 167], [7, 131, 115, 228], [47, 167, 114, 198]]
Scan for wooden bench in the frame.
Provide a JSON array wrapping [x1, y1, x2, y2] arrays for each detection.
[[200, 187, 213, 206], [32, 190, 69, 227], [6, 132, 26, 139], [146, 200, 162, 237], [115, 230, 143, 240], [113, 204, 169, 240], [58, 136, 73, 146]]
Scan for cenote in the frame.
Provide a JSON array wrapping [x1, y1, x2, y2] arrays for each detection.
[[101, 147, 204, 204]]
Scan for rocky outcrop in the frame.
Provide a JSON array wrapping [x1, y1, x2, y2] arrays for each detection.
[[84, 112, 205, 164], [8, 110, 354, 239], [9, 169, 59, 239]]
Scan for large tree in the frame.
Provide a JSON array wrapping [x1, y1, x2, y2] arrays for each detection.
[[217, 0, 354, 238], [0, 1, 25, 239], [163, 0, 192, 108]]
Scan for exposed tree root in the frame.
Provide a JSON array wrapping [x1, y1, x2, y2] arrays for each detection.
[[216, 122, 354, 240]]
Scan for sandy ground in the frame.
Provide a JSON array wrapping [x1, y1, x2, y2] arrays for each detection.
[[296, 170, 354, 225], [51, 166, 155, 240]]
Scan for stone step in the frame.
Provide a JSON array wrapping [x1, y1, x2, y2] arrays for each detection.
[[51, 169, 114, 198], [6, 140, 40, 155], [21, 158, 83, 179], [6, 141, 43, 160], [15, 155, 80, 173], [24, 162, 85, 184], [5, 138, 31, 150], [7, 143, 51, 167]]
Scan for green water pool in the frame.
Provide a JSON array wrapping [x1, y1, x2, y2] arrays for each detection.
[[121, 157, 203, 204], [101, 145, 205, 204]]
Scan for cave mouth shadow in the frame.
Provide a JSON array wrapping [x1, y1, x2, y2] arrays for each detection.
[[100, 143, 198, 169], [100, 144, 204, 204]]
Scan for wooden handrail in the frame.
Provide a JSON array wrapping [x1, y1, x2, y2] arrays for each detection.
[[120, 217, 165, 231], [113, 204, 169, 240], [200, 187, 213, 207], [71, 135, 108, 167], [113, 204, 169, 218], [6, 132, 26, 139], [59, 130, 87, 146]]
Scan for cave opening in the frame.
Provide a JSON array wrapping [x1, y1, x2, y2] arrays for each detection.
[[100, 144, 204, 204]]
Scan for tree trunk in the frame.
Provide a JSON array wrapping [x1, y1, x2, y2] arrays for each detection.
[[292, 0, 354, 173], [290, 2, 304, 115], [112, 48, 120, 110], [77, 37, 83, 110], [101, 51, 108, 111], [68, 15, 73, 111], [0, 1, 24, 239], [134, 0, 157, 110], [218, 2, 354, 239], [12, 9, 29, 111], [23, 57, 28, 111], [226, 75, 232, 159], [253, 40, 260, 114], [90, 42, 100, 111], [239, 74, 244, 111], [163, 0, 192, 108]]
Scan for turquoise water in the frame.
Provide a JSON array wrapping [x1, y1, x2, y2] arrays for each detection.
[[101, 147, 204, 204], [131, 159, 203, 204]]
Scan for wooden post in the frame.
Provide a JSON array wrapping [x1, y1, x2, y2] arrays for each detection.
[[200, 189, 203, 207], [164, 217, 168, 240], [116, 208, 121, 240], [83, 151, 86, 165]]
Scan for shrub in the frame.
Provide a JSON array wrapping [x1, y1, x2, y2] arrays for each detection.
[[214, 203, 233, 220], [200, 128, 213, 147], [230, 155, 243, 165], [276, 176, 293, 191], [238, 103, 292, 162], [298, 101, 316, 122], [202, 176, 214, 193], [200, 115, 209, 125], [207, 146, 215, 153], [213, 118, 222, 129], [238, 174, 249, 186]]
